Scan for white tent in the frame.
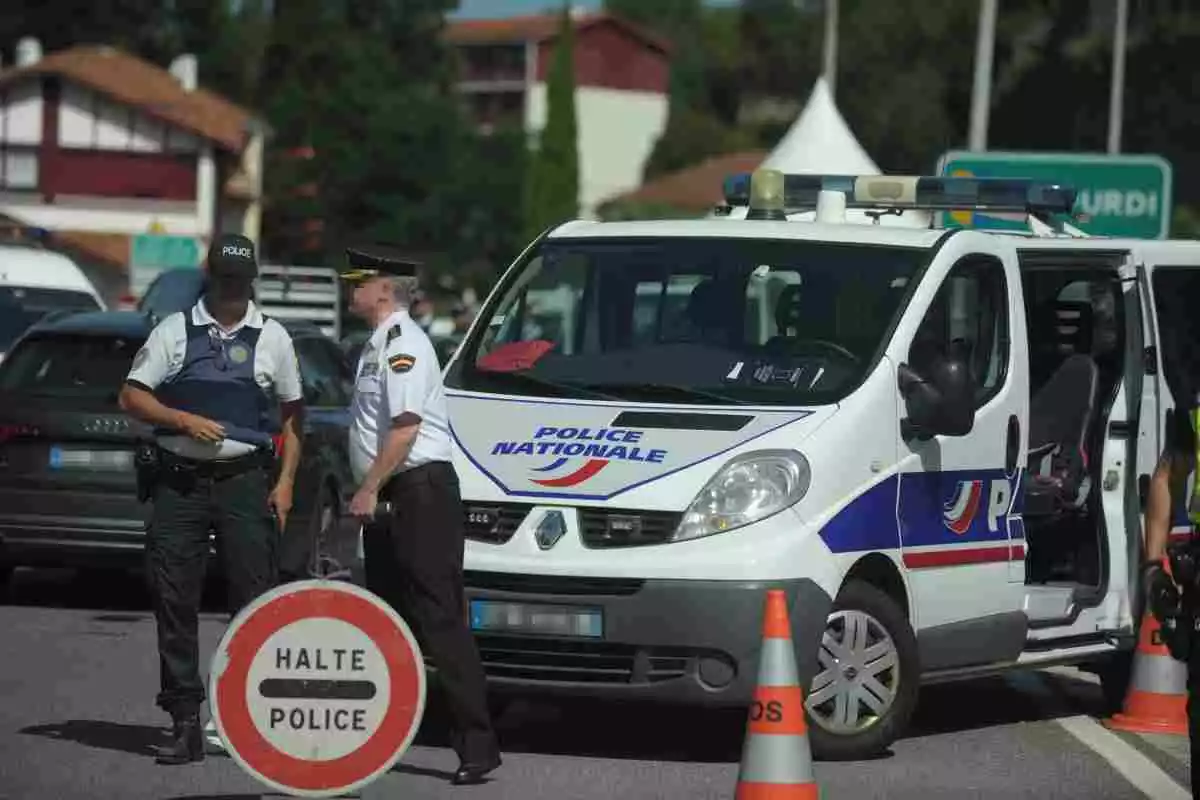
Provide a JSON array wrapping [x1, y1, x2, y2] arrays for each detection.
[[761, 76, 880, 176], [720, 77, 930, 228]]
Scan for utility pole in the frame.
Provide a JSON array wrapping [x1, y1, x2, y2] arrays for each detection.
[[968, 0, 998, 151], [1107, 0, 1129, 154], [821, 0, 839, 98]]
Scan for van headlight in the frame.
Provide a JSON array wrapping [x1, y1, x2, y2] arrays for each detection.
[[672, 450, 811, 542]]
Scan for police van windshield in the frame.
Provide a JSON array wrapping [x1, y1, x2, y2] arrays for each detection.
[[449, 237, 928, 405]]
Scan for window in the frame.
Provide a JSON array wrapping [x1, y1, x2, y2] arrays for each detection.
[[0, 145, 38, 189], [908, 256, 1009, 406], [294, 336, 350, 407], [0, 287, 102, 351], [0, 333, 141, 398], [452, 237, 928, 406]]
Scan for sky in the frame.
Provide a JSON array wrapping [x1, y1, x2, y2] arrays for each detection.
[[450, 0, 599, 18], [450, 0, 737, 20]]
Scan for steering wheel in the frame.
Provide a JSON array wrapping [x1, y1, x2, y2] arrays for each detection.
[[787, 339, 860, 363]]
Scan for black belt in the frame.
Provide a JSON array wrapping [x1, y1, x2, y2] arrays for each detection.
[[156, 446, 272, 479], [381, 461, 456, 492]]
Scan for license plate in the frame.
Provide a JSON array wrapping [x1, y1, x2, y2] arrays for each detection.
[[469, 600, 603, 638], [48, 447, 134, 471]]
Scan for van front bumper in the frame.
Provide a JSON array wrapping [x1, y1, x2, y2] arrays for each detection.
[[447, 572, 833, 707]]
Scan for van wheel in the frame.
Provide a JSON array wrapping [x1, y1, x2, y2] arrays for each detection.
[[1096, 650, 1134, 715], [307, 486, 341, 578], [806, 580, 919, 761]]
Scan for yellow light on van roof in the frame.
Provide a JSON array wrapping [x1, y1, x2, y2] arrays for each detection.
[[747, 169, 787, 221]]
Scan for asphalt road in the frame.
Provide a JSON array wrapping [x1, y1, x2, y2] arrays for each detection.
[[0, 567, 1192, 800]]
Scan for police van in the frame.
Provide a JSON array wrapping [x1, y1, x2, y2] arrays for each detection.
[[440, 170, 1200, 760]]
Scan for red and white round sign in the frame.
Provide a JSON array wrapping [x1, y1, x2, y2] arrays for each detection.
[[209, 579, 425, 798]]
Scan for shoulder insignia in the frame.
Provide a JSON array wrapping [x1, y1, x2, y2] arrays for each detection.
[[385, 325, 403, 345], [387, 352, 416, 373]]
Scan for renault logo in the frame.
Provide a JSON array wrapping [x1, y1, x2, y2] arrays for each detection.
[[535, 509, 567, 550], [83, 417, 128, 434]]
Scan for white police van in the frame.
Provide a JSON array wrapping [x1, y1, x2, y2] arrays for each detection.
[[440, 170, 1200, 760]]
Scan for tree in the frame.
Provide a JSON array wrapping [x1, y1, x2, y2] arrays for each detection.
[[522, 5, 579, 241]]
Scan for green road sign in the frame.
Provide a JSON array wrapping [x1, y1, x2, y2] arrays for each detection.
[[935, 151, 1173, 239], [129, 234, 202, 296], [131, 234, 200, 269]]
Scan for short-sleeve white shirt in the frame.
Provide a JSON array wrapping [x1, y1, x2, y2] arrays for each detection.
[[125, 299, 303, 460], [348, 308, 453, 485]]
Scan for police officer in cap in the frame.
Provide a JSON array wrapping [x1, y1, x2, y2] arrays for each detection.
[[119, 233, 305, 764], [341, 244, 501, 785]]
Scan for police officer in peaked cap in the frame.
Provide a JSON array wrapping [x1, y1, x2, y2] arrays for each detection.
[[119, 233, 305, 764], [340, 244, 501, 785]]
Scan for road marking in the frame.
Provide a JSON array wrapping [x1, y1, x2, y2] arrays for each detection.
[[1055, 715, 1190, 800]]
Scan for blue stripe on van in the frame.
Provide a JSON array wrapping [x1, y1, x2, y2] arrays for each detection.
[[819, 468, 1022, 554]]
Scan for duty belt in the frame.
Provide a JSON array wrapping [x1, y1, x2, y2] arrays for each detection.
[[156, 446, 272, 479]]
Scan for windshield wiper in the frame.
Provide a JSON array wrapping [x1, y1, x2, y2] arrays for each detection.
[[584, 382, 746, 405], [484, 369, 622, 401]]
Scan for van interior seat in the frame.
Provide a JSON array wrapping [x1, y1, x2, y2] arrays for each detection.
[[1024, 353, 1099, 518], [683, 278, 727, 343]]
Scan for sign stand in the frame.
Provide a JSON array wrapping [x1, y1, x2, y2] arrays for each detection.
[[209, 579, 426, 798]]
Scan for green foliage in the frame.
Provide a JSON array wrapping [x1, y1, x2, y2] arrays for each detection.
[[522, 5, 579, 242], [596, 199, 708, 222], [642, 108, 758, 182]]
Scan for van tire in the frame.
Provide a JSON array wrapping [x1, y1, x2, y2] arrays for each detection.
[[806, 580, 919, 761], [1096, 650, 1134, 715]]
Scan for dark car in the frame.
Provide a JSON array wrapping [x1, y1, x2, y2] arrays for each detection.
[[0, 310, 357, 592]]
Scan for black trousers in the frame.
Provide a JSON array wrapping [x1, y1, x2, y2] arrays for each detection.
[[145, 458, 279, 718], [1189, 634, 1200, 798], [363, 461, 498, 765]]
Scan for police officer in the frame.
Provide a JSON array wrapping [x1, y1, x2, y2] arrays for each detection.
[[1143, 403, 1200, 798], [119, 233, 305, 765], [340, 244, 501, 786]]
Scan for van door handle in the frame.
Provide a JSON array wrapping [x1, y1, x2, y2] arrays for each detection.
[[1005, 414, 1019, 475]]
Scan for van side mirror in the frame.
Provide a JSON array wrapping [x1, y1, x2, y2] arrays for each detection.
[[897, 354, 975, 439]]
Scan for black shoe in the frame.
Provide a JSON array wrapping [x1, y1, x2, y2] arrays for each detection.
[[155, 713, 204, 765], [451, 754, 501, 785]]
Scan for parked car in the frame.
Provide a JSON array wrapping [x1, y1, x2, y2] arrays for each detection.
[[0, 242, 106, 362], [0, 310, 357, 592]]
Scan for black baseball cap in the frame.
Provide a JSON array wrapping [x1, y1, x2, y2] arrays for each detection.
[[207, 233, 258, 279]]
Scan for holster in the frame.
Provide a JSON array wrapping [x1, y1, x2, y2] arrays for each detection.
[[134, 441, 160, 503]]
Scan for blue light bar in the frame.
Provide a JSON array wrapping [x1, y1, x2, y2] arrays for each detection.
[[720, 173, 1078, 216]]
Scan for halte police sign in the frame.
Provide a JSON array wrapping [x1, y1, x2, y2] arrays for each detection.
[[936, 150, 1173, 239], [209, 580, 425, 797]]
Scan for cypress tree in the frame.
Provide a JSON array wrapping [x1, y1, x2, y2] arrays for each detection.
[[522, 4, 579, 242]]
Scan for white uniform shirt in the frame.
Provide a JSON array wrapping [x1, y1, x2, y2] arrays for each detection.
[[348, 308, 453, 485], [125, 299, 303, 460]]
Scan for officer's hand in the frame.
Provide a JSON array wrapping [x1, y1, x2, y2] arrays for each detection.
[[349, 488, 378, 522], [179, 413, 225, 443], [268, 481, 293, 530]]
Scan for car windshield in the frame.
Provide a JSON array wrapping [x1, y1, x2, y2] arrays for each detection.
[[448, 237, 928, 405], [0, 333, 143, 399], [0, 287, 102, 351]]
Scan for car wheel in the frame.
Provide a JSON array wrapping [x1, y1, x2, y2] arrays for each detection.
[[805, 580, 919, 761], [307, 485, 343, 579], [1095, 650, 1134, 715]]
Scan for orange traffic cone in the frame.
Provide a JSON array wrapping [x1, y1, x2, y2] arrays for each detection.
[[1105, 610, 1188, 735], [734, 589, 820, 800]]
